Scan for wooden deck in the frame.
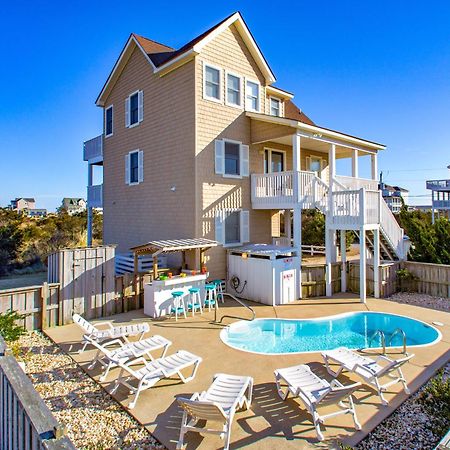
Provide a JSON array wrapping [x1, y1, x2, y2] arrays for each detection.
[[46, 294, 450, 450]]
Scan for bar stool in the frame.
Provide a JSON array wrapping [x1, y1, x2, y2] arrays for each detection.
[[213, 279, 224, 303], [187, 287, 203, 316], [170, 291, 187, 321], [204, 284, 218, 311]]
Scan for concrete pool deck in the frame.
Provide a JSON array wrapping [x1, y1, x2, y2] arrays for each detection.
[[46, 294, 450, 449]]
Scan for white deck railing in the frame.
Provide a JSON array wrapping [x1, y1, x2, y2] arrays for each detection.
[[426, 179, 450, 191], [335, 175, 378, 191], [83, 135, 103, 162], [380, 198, 405, 258], [87, 184, 103, 208]]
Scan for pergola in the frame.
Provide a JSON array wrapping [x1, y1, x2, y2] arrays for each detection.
[[130, 238, 218, 279]]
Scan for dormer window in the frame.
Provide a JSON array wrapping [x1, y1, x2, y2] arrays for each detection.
[[245, 80, 260, 112], [270, 97, 281, 116]]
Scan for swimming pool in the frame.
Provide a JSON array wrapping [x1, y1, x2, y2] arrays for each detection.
[[220, 312, 441, 355]]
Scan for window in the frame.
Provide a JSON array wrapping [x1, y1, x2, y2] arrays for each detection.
[[125, 150, 143, 185], [215, 210, 250, 246], [225, 211, 240, 245], [204, 64, 221, 101], [125, 91, 143, 127], [245, 80, 260, 111], [264, 149, 285, 173], [226, 73, 241, 107], [214, 139, 249, 178], [105, 105, 113, 137], [270, 97, 281, 116]]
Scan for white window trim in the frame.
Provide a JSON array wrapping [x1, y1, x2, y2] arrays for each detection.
[[245, 77, 261, 112], [225, 70, 243, 109], [104, 105, 113, 138], [223, 138, 243, 179], [219, 208, 245, 248], [127, 149, 141, 186], [127, 90, 141, 128], [264, 147, 287, 173], [269, 96, 282, 117], [203, 62, 223, 103]]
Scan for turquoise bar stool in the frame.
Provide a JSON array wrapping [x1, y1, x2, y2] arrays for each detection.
[[213, 279, 224, 303], [204, 283, 217, 311], [170, 291, 187, 321], [187, 287, 203, 316]]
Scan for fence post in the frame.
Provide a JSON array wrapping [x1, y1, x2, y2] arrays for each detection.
[[41, 282, 49, 330]]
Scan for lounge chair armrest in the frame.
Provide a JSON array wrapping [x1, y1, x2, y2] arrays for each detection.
[[352, 363, 377, 377], [95, 321, 115, 330], [374, 354, 393, 364], [124, 356, 148, 367], [102, 339, 125, 348]]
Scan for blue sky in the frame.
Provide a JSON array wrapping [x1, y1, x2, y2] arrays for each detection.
[[1, 1, 449, 210]]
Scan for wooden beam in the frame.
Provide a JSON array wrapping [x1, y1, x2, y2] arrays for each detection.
[[153, 255, 158, 280], [41, 282, 48, 330]]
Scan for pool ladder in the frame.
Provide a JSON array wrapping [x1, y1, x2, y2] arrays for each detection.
[[368, 328, 407, 354]]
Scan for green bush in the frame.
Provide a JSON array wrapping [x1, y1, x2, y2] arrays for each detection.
[[0, 310, 28, 342], [418, 370, 450, 436]]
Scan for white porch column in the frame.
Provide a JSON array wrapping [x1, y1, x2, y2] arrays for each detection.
[[293, 206, 302, 299], [371, 153, 378, 181], [87, 163, 93, 247], [340, 230, 347, 292], [359, 226, 367, 303], [292, 132, 301, 172], [328, 144, 337, 262], [328, 144, 336, 189], [373, 227, 380, 298], [325, 225, 333, 297], [285, 209, 292, 242], [352, 149, 359, 178]]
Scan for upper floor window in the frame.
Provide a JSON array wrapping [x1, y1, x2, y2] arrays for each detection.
[[125, 90, 143, 128], [125, 149, 143, 185], [204, 64, 222, 101], [226, 72, 242, 107], [270, 97, 281, 117], [214, 139, 249, 178], [245, 80, 260, 112], [105, 105, 113, 137]]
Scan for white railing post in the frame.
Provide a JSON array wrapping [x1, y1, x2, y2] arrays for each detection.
[[359, 188, 366, 225]]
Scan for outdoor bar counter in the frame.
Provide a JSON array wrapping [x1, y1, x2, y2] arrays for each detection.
[[129, 238, 218, 319], [144, 272, 208, 318]]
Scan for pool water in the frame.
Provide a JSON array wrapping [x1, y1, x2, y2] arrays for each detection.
[[220, 312, 441, 355]]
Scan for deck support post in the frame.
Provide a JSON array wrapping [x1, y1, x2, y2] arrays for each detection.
[[371, 153, 378, 181], [352, 149, 359, 178], [325, 225, 333, 297], [359, 226, 367, 303], [285, 210, 292, 243], [431, 191, 435, 224], [87, 163, 93, 247], [293, 206, 302, 299], [373, 227, 380, 298], [340, 231, 347, 292]]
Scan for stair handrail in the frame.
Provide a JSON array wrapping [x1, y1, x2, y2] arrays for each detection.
[[332, 177, 348, 191], [387, 328, 407, 354], [379, 196, 405, 259], [368, 329, 386, 354], [214, 292, 256, 324]]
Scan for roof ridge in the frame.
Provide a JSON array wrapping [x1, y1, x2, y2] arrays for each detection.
[[132, 33, 175, 52]]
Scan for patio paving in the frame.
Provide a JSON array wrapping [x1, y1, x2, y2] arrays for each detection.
[[46, 294, 450, 449]]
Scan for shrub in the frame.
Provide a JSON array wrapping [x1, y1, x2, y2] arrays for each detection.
[[418, 369, 450, 436], [0, 310, 28, 342]]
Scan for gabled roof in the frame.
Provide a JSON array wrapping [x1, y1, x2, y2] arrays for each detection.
[[14, 197, 35, 203], [96, 12, 276, 106], [284, 100, 315, 126]]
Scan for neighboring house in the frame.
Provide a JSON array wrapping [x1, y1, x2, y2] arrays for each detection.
[[426, 178, 450, 223], [379, 183, 409, 214], [26, 209, 47, 218], [83, 12, 407, 301], [10, 197, 36, 211], [61, 197, 87, 215]]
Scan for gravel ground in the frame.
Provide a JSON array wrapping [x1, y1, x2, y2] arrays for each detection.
[[386, 292, 450, 313], [355, 363, 450, 450], [18, 332, 165, 450]]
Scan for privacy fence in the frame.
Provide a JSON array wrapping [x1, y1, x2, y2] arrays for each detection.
[[0, 336, 76, 450]]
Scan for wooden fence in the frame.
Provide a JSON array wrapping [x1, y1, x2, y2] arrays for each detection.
[[347, 261, 400, 298], [403, 261, 450, 298], [302, 263, 341, 298], [0, 336, 76, 450]]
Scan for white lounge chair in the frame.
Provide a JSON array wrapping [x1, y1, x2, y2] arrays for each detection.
[[177, 373, 253, 450], [274, 364, 361, 441], [73, 313, 150, 352], [322, 347, 414, 405], [86, 335, 172, 381], [111, 350, 202, 409]]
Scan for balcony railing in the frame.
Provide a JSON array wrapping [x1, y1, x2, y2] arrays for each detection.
[[433, 199, 450, 209], [334, 175, 378, 191], [87, 184, 103, 208], [427, 179, 450, 191], [83, 135, 103, 162]]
